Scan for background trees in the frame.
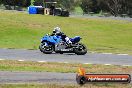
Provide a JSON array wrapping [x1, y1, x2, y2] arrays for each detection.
[[0, 0, 3, 5], [80, 0, 101, 14], [33, 0, 43, 6], [0, 0, 31, 9], [80, 0, 132, 17], [57, 0, 80, 11], [104, 0, 124, 16]]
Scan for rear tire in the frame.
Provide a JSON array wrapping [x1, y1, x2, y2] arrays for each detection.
[[74, 43, 87, 55]]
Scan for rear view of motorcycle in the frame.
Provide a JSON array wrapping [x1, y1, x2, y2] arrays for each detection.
[[39, 34, 87, 55]]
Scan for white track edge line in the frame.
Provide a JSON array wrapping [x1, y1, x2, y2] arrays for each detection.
[[122, 65, 131, 66], [18, 60, 24, 61], [102, 53, 113, 54], [83, 63, 93, 64], [117, 54, 128, 55], [104, 64, 112, 65], [38, 61, 47, 63], [0, 59, 4, 60]]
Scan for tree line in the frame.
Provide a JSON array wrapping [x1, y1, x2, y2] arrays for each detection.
[[0, 0, 132, 17], [0, 0, 31, 8], [80, 0, 132, 17]]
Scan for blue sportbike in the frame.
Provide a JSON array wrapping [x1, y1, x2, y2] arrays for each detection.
[[39, 34, 87, 55]]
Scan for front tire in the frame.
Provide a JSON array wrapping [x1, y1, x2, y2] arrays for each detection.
[[39, 43, 53, 54], [74, 43, 87, 55]]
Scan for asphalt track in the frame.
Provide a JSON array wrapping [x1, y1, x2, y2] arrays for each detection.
[[0, 49, 132, 66], [0, 49, 132, 84], [0, 71, 131, 84], [0, 71, 76, 84]]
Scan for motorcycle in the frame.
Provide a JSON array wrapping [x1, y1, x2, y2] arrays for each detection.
[[39, 34, 87, 55]]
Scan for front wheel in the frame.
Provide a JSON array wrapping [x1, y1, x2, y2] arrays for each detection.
[[74, 43, 87, 55], [39, 43, 53, 54]]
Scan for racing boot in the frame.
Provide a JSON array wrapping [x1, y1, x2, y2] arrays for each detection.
[[66, 41, 72, 48], [65, 37, 72, 48]]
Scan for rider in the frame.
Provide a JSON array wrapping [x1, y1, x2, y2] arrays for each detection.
[[51, 27, 72, 46]]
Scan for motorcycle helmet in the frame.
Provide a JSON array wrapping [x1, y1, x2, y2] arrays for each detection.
[[53, 27, 61, 34]]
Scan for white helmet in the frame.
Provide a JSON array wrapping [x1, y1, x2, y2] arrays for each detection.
[[53, 27, 61, 34]]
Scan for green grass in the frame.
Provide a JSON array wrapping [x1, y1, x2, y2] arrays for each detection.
[[0, 10, 132, 54], [0, 83, 132, 88], [0, 60, 132, 74], [0, 60, 132, 88], [0, 84, 78, 88]]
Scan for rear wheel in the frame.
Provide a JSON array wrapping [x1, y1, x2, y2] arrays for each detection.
[[74, 43, 87, 55], [39, 43, 53, 54]]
